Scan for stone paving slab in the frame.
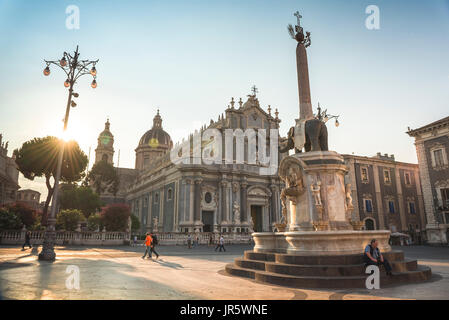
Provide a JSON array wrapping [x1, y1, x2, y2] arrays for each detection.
[[0, 245, 448, 300]]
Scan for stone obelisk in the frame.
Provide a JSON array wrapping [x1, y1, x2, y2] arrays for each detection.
[[290, 12, 313, 120]]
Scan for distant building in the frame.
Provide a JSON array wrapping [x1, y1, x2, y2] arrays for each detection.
[[407, 116, 449, 245], [16, 189, 41, 210], [0, 134, 20, 206], [344, 153, 426, 243], [92, 119, 138, 205]]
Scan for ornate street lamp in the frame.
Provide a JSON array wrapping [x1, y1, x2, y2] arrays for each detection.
[[316, 103, 340, 127], [39, 45, 98, 261]]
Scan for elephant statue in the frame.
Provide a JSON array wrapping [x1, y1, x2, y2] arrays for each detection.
[[279, 118, 328, 153]]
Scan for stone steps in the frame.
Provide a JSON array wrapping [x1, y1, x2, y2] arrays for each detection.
[[226, 250, 431, 289], [225, 263, 432, 289]]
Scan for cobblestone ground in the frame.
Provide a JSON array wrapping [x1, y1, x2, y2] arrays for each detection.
[[0, 244, 448, 300]]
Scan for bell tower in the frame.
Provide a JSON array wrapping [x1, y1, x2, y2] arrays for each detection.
[[95, 118, 114, 165]]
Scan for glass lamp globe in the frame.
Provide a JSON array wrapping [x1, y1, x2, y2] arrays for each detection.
[[90, 67, 97, 76], [335, 120, 340, 127], [60, 57, 67, 67], [43, 66, 50, 76], [91, 79, 97, 88], [64, 79, 70, 88]]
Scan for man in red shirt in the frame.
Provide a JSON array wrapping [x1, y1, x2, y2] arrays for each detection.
[[142, 232, 153, 259]]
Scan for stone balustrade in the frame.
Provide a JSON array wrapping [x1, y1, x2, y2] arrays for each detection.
[[0, 230, 253, 246]]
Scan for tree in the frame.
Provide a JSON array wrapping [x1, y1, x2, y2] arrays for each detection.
[[6, 202, 37, 228], [14, 136, 88, 226], [56, 209, 85, 231], [87, 213, 103, 231], [130, 214, 140, 232], [85, 160, 119, 197], [60, 184, 103, 218], [0, 207, 22, 230], [100, 203, 130, 232]]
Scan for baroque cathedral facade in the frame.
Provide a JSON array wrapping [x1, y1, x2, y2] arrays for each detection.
[[93, 92, 284, 234]]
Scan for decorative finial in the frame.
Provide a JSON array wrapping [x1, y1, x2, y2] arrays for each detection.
[[157, 108, 160, 115], [238, 98, 243, 108], [275, 108, 279, 119], [288, 11, 311, 47], [267, 105, 271, 115], [251, 85, 258, 96], [230, 97, 235, 109]]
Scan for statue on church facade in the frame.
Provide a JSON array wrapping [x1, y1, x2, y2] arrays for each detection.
[[233, 201, 241, 224]]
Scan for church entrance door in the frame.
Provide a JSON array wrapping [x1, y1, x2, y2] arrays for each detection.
[[250, 205, 263, 232], [202, 211, 214, 232]]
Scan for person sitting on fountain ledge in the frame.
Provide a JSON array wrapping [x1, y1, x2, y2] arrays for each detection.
[[364, 239, 393, 276]]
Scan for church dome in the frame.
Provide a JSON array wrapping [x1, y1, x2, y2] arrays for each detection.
[[138, 110, 172, 149]]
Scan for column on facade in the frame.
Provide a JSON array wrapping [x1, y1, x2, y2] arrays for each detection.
[[372, 164, 386, 229], [220, 180, 229, 223], [270, 184, 279, 225], [226, 182, 233, 223], [193, 178, 202, 223], [240, 182, 248, 222], [414, 169, 426, 230], [415, 141, 437, 225], [218, 180, 223, 225], [232, 182, 240, 224], [148, 193, 152, 231], [187, 179, 194, 223], [394, 167, 407, 231]]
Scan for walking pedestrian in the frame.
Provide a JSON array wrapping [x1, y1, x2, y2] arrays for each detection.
[[22, 231, 32, 250], [142, 232, 153, 259], [187, 234, 192, 249], [133, 235, 137, 247], [214, 235, 226, 252], [150, 232, 159, 259]]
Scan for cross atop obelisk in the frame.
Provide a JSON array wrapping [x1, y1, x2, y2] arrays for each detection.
[[294, 11, 302, 26], [288, 11, 313, 120]]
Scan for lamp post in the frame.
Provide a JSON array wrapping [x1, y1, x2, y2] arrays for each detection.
[[38, 46, 98, 261]]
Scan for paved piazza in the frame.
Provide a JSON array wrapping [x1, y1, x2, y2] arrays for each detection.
[[0, 244, 448, 300]]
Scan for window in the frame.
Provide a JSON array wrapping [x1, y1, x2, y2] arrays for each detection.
[[365, 199, 373, 213], [102, 154, 108, 162], [365, 219, 375, 230], [441, 188, 449, 207], [383, 169, 391, 183], [154, 193, 159, 204], [205, 192, 212, 204], [361, 167, 369, 182], [167, 188, 173, 201], [434, 149, 444, 167], [144, 197, 148, 207], [388, 201, 395, 213], [405, 172, 411, 185], [143, 157, 150, 168], [409, 202, 416, 214]]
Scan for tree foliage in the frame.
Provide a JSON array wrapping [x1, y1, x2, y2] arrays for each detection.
[[60, 184, 103, 218], [14, 136, 88, 225], [6, 202, 37, 228], [0, 207, 22, 230], [130, 214, 140, 232], [87, 213, 103, 231], [56, 209, 85, 231], [85, 160, 119, 196], [100, 203, 130, 232]]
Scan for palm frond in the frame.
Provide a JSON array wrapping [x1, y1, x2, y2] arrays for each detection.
[[287, 24, 295, 39]]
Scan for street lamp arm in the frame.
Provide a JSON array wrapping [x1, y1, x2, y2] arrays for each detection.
[[44, 60, 71, 78]]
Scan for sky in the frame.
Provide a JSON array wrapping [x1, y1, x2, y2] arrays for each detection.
[[0, 0, 448, 200]]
